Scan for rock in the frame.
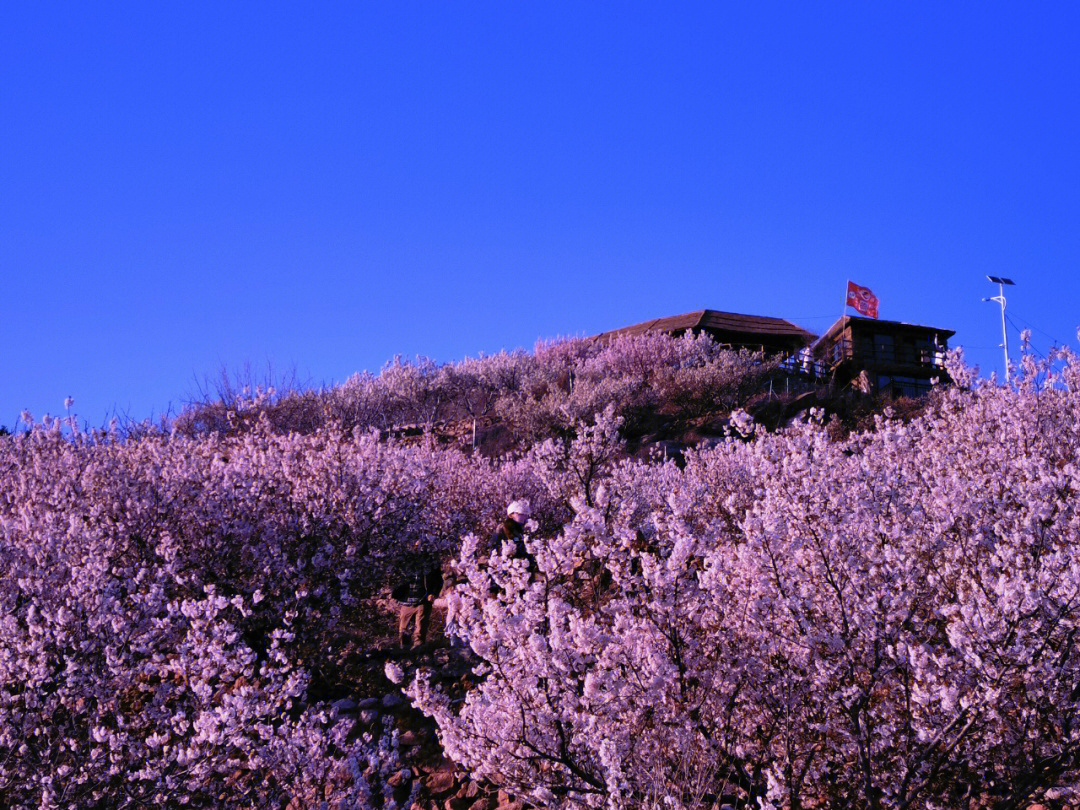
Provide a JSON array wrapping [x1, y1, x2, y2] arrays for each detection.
[[387, 769, 411, 788], [400, 729, 422, 747], [382, 692, 404, 709], [423, 768, 457, 796], [456, 781, 480, 799], [468, 798, 495, 810], [385, 661, 405, 684], [357, 697, 379, 710], [331, 698, 358, 713], [420, 756, 455, 774], [444, 796, 472, 810], [495, 792, 522, 810]]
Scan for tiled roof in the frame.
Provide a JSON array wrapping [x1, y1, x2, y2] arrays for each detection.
[[600, 309, 816, 342]]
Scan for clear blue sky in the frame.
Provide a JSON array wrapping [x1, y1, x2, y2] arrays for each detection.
[[3, 2, 1078, 428]]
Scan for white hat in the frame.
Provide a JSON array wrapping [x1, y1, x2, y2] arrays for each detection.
[[507, 499, 532, 518]]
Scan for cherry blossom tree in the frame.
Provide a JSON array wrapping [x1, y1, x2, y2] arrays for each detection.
[[412, 348, 1080, 809], [0, 417, 515, 808]]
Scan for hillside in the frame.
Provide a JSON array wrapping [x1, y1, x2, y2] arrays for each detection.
[[173, 331, 932, 456]]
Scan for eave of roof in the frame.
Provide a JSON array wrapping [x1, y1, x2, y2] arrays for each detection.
[[816, 315, 957, 345]]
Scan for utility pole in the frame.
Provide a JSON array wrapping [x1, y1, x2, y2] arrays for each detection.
[[984, 276, 1015, 382]]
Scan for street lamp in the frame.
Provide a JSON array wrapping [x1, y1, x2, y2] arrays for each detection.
[[984, 276, 1015, 382]]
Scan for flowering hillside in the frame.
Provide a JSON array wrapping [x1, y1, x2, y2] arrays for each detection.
[[173, 333, 780, 452], [3, 336, 1080, 808]]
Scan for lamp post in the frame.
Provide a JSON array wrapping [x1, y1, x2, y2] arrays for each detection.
[[984, 275, 1015, 382]]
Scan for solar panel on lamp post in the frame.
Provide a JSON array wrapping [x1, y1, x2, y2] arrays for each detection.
[[983, 276, 1015, 383]]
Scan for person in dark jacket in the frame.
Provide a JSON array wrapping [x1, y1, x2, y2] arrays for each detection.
[[492, 499, 531, 559], [489, 499, 541, 581], [391, 554, 443, 648]]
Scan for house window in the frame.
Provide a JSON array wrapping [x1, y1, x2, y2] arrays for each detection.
[[894, 376, 922, 397], [830, 340, 846, 365], [900, 337, 918, 365], [915, 338, 932, 364], [873, 333, 895, 363], [879, 375, 926, 397]]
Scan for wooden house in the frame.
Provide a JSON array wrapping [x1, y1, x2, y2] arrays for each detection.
[[809, 315, 955, 396]]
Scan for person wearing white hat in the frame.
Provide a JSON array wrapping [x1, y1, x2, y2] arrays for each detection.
[[507, 500, 531, 522], [492, 499, 532, 561]]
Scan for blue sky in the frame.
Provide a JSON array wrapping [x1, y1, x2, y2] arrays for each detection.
[[3, 2, 1078, 428]]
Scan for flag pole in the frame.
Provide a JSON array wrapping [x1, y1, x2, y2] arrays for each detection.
[[842, 279, 851, 346], [833, 280, 850, 370]]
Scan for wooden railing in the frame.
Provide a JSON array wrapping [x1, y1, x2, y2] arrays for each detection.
[[777, 339, 949, 384], [812, 339, 947, 372]]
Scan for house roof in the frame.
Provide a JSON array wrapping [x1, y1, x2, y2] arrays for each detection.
[[599, 309, 817, 343], [815, 315, 956, 346]]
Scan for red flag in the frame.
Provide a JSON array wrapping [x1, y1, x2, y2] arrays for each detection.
[[846, 281, 879, 319]]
